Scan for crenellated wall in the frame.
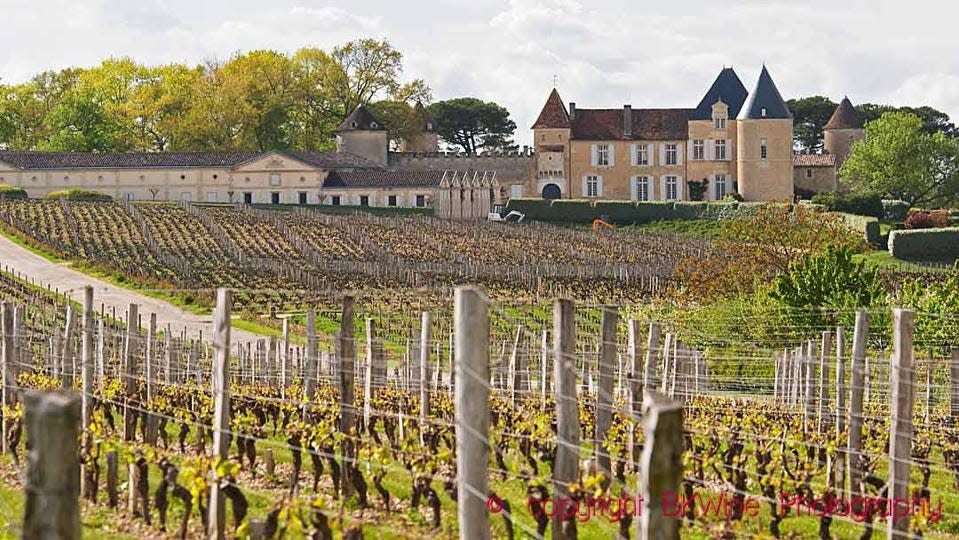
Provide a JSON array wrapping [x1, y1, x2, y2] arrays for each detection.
[[388, 151, 533, 200]]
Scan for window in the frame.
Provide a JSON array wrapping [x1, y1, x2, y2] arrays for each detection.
[[180, 192, 192, 202], [714, 117, 726, 129], [664, 176, 678, 201], [715, 140, 727, 161], [714, 174, 727, 200], [415, 195, 426, 207], [635, 144, 649, 166], [692, 140, 705, 161], [360, 195, 370, 207], [760, 107, 767, 117], [331, 195, 341, 206], [760, 138, 768, 160], [243, 192, 253, 204], [806, 169, 813, 179], [665, 144, 678, 166], [510, 184, 523, 198], [634, 176, 650, 201], [298, 191, 308, 205], [271, 192, 280, 204], [270, 173, 281, 186], [206, 192, 218, 203], [585, 175, 601, 197], [388, 195, 397, 207], [596, 144, 610, 167]]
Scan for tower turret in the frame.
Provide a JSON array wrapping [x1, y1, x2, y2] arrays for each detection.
[[736, 66, 794, 201], [335, 104, 389, 166], [823, 96, 865, 169]]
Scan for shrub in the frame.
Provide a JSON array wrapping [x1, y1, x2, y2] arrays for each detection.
[[836, 213, 882, 245], [889, 228, 959, 261], [881, 199, 910, 221], [0, 184, 27, 200], [45, 188, 112, 202], [672, 202, 707, 220], [810, 191, 883, 217], [904, 210, 949, 229]]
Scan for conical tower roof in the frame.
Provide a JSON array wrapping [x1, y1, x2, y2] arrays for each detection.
[[737, 65, 792, 120], [532, 88, 570, 129], [824, 96, 864, 130], [691, 67, 748, 120], [336, 103, 386, 132]]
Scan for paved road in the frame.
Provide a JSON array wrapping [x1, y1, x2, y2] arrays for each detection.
[[0, 234, 261, 344]]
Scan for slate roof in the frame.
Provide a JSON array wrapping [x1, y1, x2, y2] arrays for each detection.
[[691, 67, 749, 120], [0, 150, 380, 170], [532, 88, 571, 129], [336, 104, 386, 132], [323, 169, 448, 188], [824, 97, 864, 130], [793, 154, 836, 167], [570, 108, 691, 140], [738, 66, 792, 120]]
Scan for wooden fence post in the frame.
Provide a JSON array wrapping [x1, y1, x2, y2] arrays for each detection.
[[454, 286, 491, 540], [595, 306, 618, 484], [96, 320, 105, 392], [509, 325, 525, 408], [951, 348, 959, 423], [62, 307, 75, 388], [81, 287, 94, 430], [818, 330, 832, 432], [552, 297, 578, 540], [419, 311, 431, 423], [888, 309, 915, 540], [2, 302, 16, 456], [208, 289, 232, 540], [803, 340, 816, 433], [338, 295, 357, 498], [848, 311, 869, 498], [924, 347, 933, 424], [23, 390, 81, 540], [643, 323, 661, 392], [145, 313, 157, 445], [540, 329, 549, 410], [834, 325, 846, 491], [281, 318, 290, 395], [304, 310, 318, 402], [123, 303, 138, 442], [638, 392, 684, 540]]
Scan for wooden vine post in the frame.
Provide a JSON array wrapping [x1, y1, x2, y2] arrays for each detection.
[[123, 303, 139, 442], [847, 311, 869, 498], [304, 310, 318, 402], [145, 312, 157, 445], [595, 306, 618, 484], [951, 347, 959, 423], [552, 297, 578, 540], [834, 326, 846, 491], [337, 295, 357, 498], [454, 286, 491, 540], [23, 390, 81, 540], [208, 288, 232, 540], [888, 308, 915, 540], [509, 324, 525, 408], [1, 302, 16, 455], [638, 392, 684, 540], [419, 311, 431, 423]]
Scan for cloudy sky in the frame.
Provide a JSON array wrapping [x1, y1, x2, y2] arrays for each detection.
[[1, 0, 957, 146]]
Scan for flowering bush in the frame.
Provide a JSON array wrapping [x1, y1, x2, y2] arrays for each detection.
[[904, 210, 949, 229]]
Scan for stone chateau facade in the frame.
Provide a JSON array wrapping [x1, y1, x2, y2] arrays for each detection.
[[517, 66, 865, 203]]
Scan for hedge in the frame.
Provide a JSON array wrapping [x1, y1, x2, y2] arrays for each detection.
[[888, 227, 959, 261], [0, 185, 27, 200], [44, 188, 112, 202], [810, 192, 883, 217], [881, 199, 910, 221], [504, 198, 802, 224], [836, 212, 882, 245]]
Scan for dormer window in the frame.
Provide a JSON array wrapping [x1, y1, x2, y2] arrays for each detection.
[[370, 122, 378, 128], [351, 121, 358, 128], [426, 122, 433, 131], [761, 107, 767, 117]]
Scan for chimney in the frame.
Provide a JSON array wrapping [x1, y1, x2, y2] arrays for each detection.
[[569, 102, 576, 121], [623, 104, 632, 137]]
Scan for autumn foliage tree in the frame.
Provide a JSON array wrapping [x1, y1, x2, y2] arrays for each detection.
[[674, 204, 866, 301]]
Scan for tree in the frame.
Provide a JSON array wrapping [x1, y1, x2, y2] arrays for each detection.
[[786, 96, 836, 153], [841, 112, 959, 205], [858, 103, 957, 137], [428, 98, 516, 153], [368, 100, 416, 150]]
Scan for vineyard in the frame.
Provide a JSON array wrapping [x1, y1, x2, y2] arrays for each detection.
[[0, 200, 705, 315], [0, 264, 957, 539]]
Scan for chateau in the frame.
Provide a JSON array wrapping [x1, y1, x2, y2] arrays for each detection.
[[792, 96, 866, 194]]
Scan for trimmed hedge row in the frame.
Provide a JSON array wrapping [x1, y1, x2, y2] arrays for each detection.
[[504, 198, 781, 224], [0, 185, 27, 200], [888, 228, 959, 261], [44, 188, 112, 202], [836, 213, 882, 245]]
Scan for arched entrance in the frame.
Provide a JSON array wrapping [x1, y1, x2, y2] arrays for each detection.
[[542, 183, 561, 200]]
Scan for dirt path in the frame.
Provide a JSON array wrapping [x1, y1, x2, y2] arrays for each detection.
[[0, 234, 261, 344]]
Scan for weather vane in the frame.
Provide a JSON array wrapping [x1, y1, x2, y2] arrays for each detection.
[[553, 74, 558, 87]]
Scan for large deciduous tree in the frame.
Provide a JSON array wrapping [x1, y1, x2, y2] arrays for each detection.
[[428, 98, 516, 153], [841, 112, 959, 205], [786, 96, 836, 153]]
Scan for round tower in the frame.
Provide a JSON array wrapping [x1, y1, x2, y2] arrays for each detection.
[[736, 66, 794, 201], [823, 96, 865, 169]]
